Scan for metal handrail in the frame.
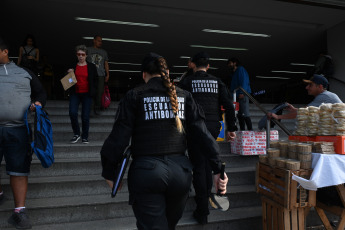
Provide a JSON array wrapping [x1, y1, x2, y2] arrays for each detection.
[[234, 87, 292, 138]]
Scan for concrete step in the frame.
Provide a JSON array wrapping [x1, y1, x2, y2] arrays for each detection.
[[7, 206, 262, 230], [45, 101, 118, 109], [1, 170, 260, 207], [1, 158, 256, 186], [46, 107, 117, 116], [53, 131, 110, 142], [49, 115, 115, 123], [0, 191, 261, 228], [52, 123, 114, 132]]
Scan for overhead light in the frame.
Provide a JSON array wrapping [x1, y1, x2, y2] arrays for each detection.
[[108, 62, 141, 66], [180, 56, 228, 61], [10, 56, 18, 59], [290, 63, 314, 67], [173, 65, 217, 70], [109, 70, 141, 73], [202, 29, 271, 38], [256, 76, 290, 80], [271, 70, 307, 74], [169, 72, 185, 75], [75, 17, 159, 27], [173, 65, 188, 68], [209, 58, 228, 61], [191, 45, 248, 51], [83, 37, 152, 44]]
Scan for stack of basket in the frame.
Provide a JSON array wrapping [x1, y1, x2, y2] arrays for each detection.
[[297, 143, 312, 169], [308, 106, 319, 136], [279, 140, 288, 158], [295, 108, 309, 135], [263, 148, 280, 166], [288, 142, 298, 159], [260, 140, 315, 170], [318, 103, 334, 136], [333, 103, 345, 136]]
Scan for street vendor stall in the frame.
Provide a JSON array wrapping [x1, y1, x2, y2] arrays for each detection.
[[292, 153, 345, 230]]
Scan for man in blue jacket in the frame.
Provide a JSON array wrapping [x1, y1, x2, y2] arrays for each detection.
[[228, 57, 253, 130]]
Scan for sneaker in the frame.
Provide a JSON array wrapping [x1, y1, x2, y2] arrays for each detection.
[[70, 135, 80, 144], [82, 138, 89, 144], [8, 209, 32, 229]]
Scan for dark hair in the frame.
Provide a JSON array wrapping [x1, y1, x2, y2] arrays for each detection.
[[194, 58, 209, 68], [93, 35, 102, 40], [228, 57, 241, 66], [22, 34, 36, 47], [192, 51, 209, 68], [0, 37, 9, 51], [143, 54, 183, 133]]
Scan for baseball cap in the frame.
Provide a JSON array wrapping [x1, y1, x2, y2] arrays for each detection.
[[191, 51, 210, 63], [303, 74, 328, 88]]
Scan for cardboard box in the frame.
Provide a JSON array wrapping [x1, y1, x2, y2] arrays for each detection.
[[60, 72, 77, 91], [231, 130, 279, 155]]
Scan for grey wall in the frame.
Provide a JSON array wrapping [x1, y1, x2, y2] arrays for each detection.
[[328, 20, 345, 101]]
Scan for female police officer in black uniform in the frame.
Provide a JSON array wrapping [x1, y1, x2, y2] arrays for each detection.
[[100, 53, 228, 230]]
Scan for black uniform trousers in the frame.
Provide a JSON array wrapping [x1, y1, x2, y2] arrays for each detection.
[[128, 154, 193, 230], [188, 121, 221, 217]]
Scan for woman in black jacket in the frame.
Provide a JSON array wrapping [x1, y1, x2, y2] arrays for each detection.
[[67, 45, 98, 144], [101, 53, 228, 230]]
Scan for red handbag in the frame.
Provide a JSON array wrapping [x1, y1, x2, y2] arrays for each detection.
[[101, 85, 111, 109]]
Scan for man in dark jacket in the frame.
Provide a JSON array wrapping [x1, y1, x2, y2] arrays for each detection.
[[179, 51, 237, 224], [0, 37, 46, 229]]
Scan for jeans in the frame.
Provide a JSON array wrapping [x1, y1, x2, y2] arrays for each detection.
[[237, 95, 253, 130], [69, 93, 92, 139]]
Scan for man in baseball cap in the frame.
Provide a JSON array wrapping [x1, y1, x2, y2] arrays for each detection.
[[269, 74, 342, 120], [303, 74, 328, 89]]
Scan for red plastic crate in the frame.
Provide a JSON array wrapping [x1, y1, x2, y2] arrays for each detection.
[[288, 136, 316, 142]]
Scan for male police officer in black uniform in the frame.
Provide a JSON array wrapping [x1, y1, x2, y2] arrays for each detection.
[[101, 53, 228, 230], [179, 51, 237, 224]]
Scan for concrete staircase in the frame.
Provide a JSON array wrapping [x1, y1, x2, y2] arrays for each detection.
[[0, 101, 298, 229]]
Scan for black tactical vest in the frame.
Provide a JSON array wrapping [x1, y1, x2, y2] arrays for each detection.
[[182, 71, 221, 122], [131, 78, 187, 157]]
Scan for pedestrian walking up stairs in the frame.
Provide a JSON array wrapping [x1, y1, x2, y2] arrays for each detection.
[[0, 101, 298, 230]]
